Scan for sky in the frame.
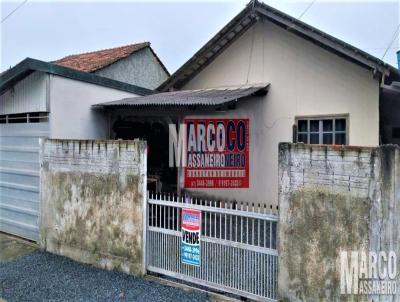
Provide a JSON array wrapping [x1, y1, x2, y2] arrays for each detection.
[[0, 0, 399, 73]]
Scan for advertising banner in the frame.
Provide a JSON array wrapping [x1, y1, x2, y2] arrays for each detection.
[[181, 208, 201, 266], [184, 118, 249, 188]]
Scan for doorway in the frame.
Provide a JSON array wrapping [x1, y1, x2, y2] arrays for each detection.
[[112, 117, 177, 192]]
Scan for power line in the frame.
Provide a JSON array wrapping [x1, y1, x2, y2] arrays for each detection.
[[246, 25, 256, 84], [298, 0, 316, 20], [365, 47, 398, 50], [381, 23, 400, 60], [294, 0, 397, 61], [1, 0, 28, 24]]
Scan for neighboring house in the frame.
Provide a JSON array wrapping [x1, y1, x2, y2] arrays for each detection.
[[95, 1, 400, 206], [380, 51, 400, 145], [54, 42, 170, 90], [381, 81, 400, 145], [0, 58, 153, 241]]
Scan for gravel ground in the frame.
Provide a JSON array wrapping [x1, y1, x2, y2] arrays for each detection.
[[0, 251, 211, 302]]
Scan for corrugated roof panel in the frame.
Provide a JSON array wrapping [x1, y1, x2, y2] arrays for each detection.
[[93, 84, 270, 108]]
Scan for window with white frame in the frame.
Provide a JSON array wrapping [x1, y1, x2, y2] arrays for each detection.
[[0, 112, 49, 124], [296, 116, 347, 145]]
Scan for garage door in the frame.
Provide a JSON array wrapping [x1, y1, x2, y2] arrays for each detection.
[[0, 122, 49, 241]]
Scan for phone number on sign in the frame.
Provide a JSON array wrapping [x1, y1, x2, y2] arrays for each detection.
[[189, 179, 244, 188]]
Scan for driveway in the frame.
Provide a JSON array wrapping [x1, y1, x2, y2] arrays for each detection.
[[0, 234, 211, 302]]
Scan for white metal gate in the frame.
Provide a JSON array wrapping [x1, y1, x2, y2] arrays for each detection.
[[0, 122, 49, 241], [146, 192, 278, 301]]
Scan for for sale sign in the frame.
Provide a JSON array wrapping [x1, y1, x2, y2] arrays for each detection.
[[184, 118, 249, 188], [181, 208, 201, 266]]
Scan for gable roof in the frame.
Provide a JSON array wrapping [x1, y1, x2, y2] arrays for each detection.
[[53, 42, 170, 76], [0, 58, 155, 95], [158, 0, 400, 91]]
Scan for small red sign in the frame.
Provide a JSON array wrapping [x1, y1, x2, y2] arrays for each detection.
[[184, 118, 249, 188], [181, 208, 201, 231]]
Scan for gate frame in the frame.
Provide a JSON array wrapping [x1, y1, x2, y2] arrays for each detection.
[[144, 192, 279, 302]]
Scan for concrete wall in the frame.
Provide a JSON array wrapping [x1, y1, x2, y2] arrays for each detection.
[[0, 71, 48, 114], [49, 75, 137, 139], [183, 20, 380, 206], [39, 139, 147, 276], [95, 48, 169, 90], [278, 143, 400, 301]]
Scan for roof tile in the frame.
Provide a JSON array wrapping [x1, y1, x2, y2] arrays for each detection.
[[53, 42, 150, 73]]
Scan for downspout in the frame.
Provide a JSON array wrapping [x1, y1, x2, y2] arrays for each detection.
[[381, 72, 386, 87], [397, 50, 400, 69]]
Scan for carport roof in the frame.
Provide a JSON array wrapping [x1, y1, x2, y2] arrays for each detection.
[[92, 83, 269, 108]]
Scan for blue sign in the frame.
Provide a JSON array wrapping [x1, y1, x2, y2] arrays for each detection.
[[181, 208, 201, 266]]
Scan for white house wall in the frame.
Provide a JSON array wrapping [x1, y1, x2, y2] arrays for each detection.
[[0, 72, 48, 115], [49, 75, 137, 139], [183, 20, 380, 205]]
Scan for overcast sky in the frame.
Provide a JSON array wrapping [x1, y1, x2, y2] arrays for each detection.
[[1, 0, 399, 73]]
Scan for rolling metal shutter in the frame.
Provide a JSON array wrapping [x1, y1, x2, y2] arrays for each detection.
[[0, 122, 49, 241]]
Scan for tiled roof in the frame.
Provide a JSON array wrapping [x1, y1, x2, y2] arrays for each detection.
[[53, 42, 150, 73]]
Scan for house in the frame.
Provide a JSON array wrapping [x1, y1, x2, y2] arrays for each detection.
[[2, 1, 399, 242], [94, 0, 400, 205], [0, 57, 154, 241], [54, 42, 169, 90]]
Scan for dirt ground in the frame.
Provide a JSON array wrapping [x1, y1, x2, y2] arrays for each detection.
[[0, 233, 37, 262]]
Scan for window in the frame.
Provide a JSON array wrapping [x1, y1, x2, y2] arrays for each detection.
[[0, 112, 49, 124], [28, 112, 49, 123], [296, 116, 347, 145]]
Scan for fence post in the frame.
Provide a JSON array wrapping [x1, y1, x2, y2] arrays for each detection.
[[141, 141, 148, 276], [142, 190, 149, 275]]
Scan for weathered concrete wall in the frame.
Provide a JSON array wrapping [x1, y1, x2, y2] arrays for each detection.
[[278, 143, 400, 302], [39, 139, 147, 276], [369, 146, 400, 302]]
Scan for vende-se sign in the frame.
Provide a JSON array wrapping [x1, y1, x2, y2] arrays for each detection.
[[184, 118, 249, 188], [181, 209, 201, 266]]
